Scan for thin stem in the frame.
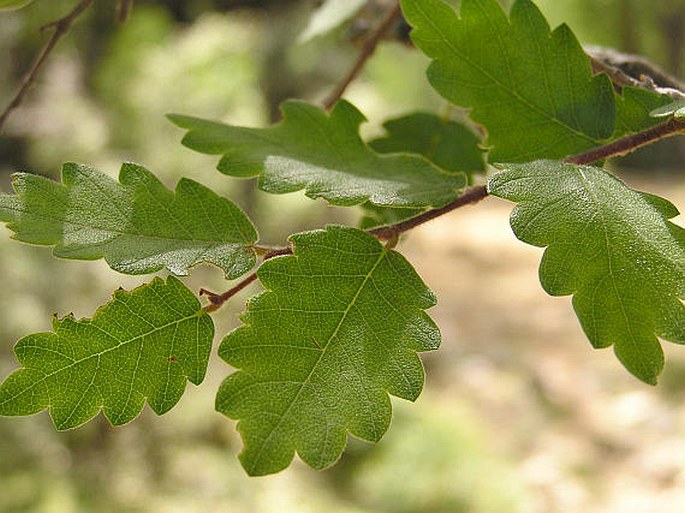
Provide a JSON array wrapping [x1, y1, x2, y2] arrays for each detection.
[[117, 0, 134, 24], [564, 116, 685, 165], [368, 185, 489, 240], [201, 273, 259, 313], [322, 1, 401, 110], [0, 0, 94, 134], [203, 186, 488, 312], [201, 247, 293, 312]]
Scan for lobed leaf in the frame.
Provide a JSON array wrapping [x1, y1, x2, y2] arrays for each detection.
[[488, 160, 685, 384], [170, 100, 466, 208], [0, 277, 214, 429], [215, 225, 440, 475], [401, 0, 616, 162], [0, 162, 257, 278]]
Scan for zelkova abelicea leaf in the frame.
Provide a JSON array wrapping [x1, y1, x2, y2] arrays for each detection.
[[216, 225, 440, 475], [169, 100, 466, 208], [488, 161, 685, 384], [0, 162, 257, 277], [0, 277, 214, 429], [401, 0, 616, 162]]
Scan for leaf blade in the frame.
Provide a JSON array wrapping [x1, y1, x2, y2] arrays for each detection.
[[170, 100, 466, 208], [401, 0, 616, 161], [0, 277, 215, 429], [488, 160, 685, 383], [215, 225, 440, 475], [0, 162, 258, 278]]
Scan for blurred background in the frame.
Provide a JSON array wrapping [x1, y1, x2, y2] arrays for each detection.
[[0, 1, 684, 512]]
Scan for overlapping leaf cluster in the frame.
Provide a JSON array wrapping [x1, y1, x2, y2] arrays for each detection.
[[0, 0, 684, 478]]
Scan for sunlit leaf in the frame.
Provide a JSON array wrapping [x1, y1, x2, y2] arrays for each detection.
[[216, 225, 440, 475], [402, 0, 616, 161], [489, 160, 685, 384], [650, 97, 685, 119], [0, 162, 257, 278], [0, 277, 214, 429]]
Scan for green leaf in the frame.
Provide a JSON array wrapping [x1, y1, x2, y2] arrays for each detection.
[[0, 162, 257, 278], [488, 160, 685, 384], [0, 277, 214, 429], [215, 225, 440, 475], [170, 100, 466, 208], [401, 0, 616, 162], [650, 97, 685, 119], [358, 203, 422, 230], [369, 112, 485, 176], [615, 87, 673, 135]]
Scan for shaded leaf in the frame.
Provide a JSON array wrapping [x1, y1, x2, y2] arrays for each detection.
[[369, 112, 485, 175], [488, 160, 685, 384], [402, 0, 615, 161], [614, 87, 673, 135], [0, 162, 257, 278], [362, 111, 485, 227], [0, 277, 214, 429], [216, 225, 440, 475], [170, 100, 466, 208], [358, 203, 422, 230]]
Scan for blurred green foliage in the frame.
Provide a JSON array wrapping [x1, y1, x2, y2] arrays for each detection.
[[0, 0, 683, 511]]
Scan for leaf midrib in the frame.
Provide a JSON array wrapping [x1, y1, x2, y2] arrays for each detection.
[[0, 307, 204, 408], [4, 203, 250, 246], [246, 247, 388, 472]]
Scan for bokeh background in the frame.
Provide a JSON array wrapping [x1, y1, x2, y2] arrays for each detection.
[[0, 1, 684, 512]]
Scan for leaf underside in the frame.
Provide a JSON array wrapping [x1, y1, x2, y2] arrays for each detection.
[[170, 100, 466, 208], [0, 162, 258, 278], [402, 0, 617, 162], [0, 277, 214, 429], [215, 225, 440, 475], [488, 160, 685, 384]]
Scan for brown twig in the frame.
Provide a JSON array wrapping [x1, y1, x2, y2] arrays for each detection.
[[564, 116, 685, 165], [117, 0, 134, 24], [0, 0, 95, 134], [203, 187, 489, 313], [368, 185, 490, 240], [201, 247, 293, 312], [322, 1, 402, 110]]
